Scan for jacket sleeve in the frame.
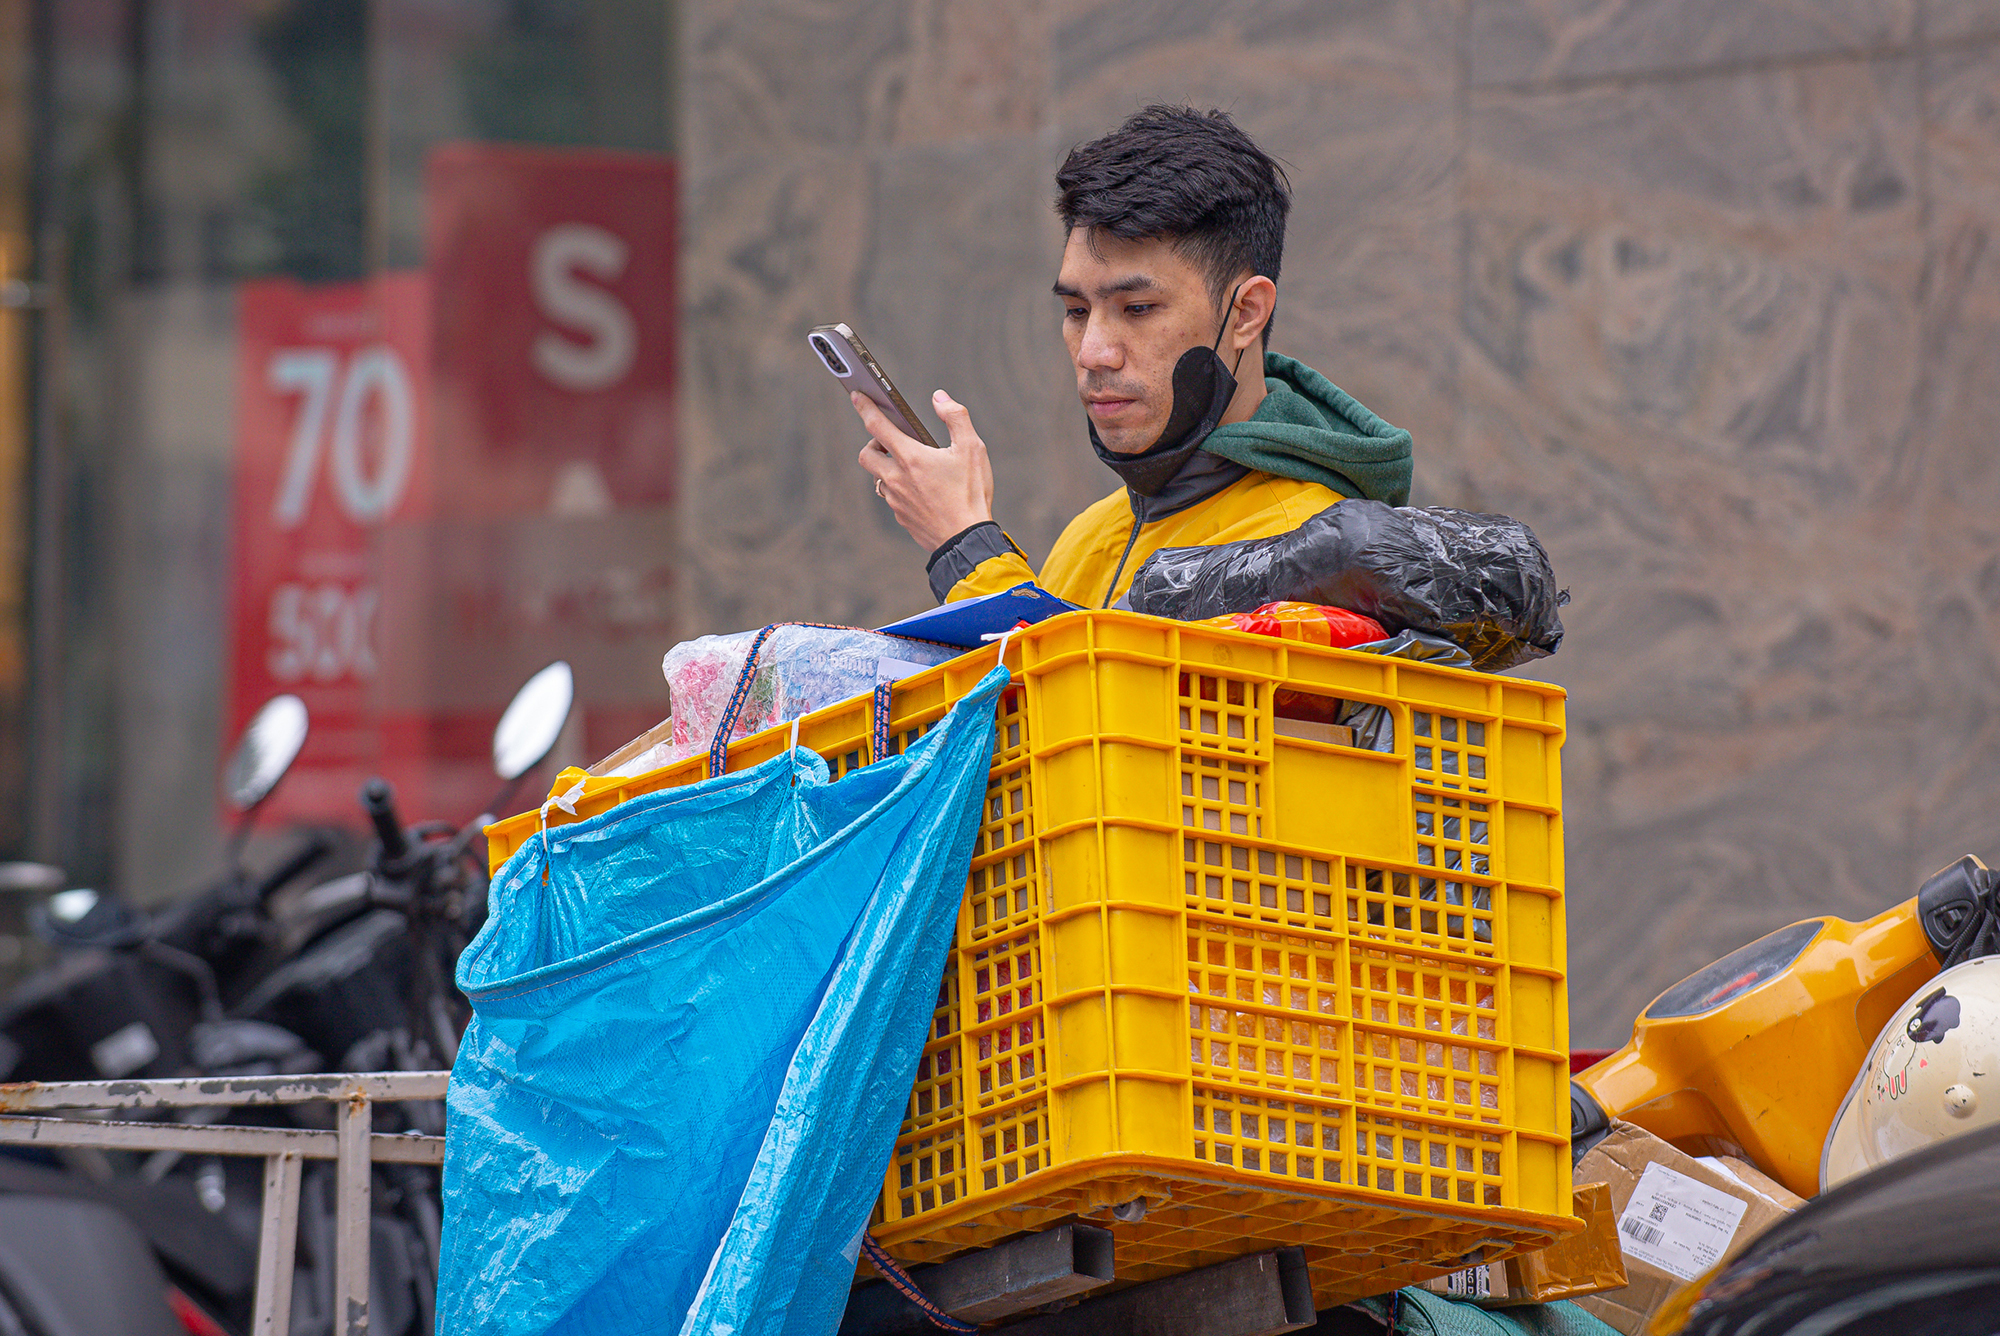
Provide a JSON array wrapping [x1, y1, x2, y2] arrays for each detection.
[[927, 522, 1036, 603]]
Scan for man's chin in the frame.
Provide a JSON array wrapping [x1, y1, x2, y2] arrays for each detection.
[[1092, 421, 1164, 456]]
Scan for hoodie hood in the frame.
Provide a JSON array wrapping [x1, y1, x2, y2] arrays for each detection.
[[1200, 353, 1414, 507]]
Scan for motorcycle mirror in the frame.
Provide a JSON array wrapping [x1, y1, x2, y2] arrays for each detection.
[[492, 661, 574, 782], [223, 694, 309, 812], [35, 885, 142, 948], [47, 887, 97, 923]]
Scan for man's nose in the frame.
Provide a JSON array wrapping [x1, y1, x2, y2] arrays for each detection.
[[1076, 312, 1122, 370]]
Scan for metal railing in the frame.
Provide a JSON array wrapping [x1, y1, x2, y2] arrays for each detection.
[[0, 1071, 448, 1336]]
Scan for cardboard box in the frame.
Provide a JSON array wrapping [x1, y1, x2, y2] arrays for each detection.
[[1571, 1123, 1802, 1334], [1271, 717, 1354, 746], [1699, 1154, 1807, 1213], [1421, 1260, 1512, 1303], [1421, 1181, 1628, 1307], [1510, 1180, 1630, 1303]]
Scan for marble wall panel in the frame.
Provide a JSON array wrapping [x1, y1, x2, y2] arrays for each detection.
[[1053, 0, 1457, 95], [1462, 57, 1951, 1035], [686, 0, 1050, 163], [1468, 0, 1916, 87], [1931, 2, 2000, 45], [1899, 45, 2000, 884], [1924, 45, 2000, 495], [687, 0, 911, 158], [890, 0, 1054, 144]]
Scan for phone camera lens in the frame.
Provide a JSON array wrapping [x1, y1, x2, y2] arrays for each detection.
[[811, 335, 851, 376]]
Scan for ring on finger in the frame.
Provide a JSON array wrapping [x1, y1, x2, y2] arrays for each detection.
[[875, 479, 886, 498]]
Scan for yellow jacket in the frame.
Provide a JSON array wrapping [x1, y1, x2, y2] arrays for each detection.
[[944, 472, 1346, 608]]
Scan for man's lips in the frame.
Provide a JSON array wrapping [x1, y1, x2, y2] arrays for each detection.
[[1085, 396, 1139, 417]]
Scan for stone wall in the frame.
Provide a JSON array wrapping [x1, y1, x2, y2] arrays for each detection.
[[678, 0, 2000, 1045]]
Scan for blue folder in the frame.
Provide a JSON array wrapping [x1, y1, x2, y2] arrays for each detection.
[[874, 582, 1081, 649]]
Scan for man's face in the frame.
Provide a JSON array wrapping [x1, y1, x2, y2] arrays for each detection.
[[1054, 230, 1227, 455]]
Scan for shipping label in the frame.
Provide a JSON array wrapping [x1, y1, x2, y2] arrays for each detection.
[[1616, 1161, 1749, 1282]]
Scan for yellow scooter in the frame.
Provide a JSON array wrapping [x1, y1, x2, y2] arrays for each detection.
[[1569, 855, 2000, 1199]]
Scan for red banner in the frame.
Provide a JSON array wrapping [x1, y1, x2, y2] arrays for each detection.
[[228, 145, 678, 828], [227, 273, 437, 823], [427, 142, 677, 513], [422, 143, 679, 773]]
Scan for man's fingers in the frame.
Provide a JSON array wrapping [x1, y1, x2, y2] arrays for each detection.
[[857, 439, 900, 482], [931, 390, 981, 450], [850, 392, 921, 463], [849, 392, 895, 440]]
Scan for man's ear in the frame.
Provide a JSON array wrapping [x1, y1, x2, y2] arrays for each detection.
[[1228, 275, 1278, 352]]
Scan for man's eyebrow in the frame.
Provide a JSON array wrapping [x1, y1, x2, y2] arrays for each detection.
[[1051, 274, 1161, 299], [1099, 274, 1159, 296]]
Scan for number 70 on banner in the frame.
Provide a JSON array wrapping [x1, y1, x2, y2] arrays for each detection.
[[266, 343, 418, 529]]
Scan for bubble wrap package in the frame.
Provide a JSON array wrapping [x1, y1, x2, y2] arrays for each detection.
[[663, 625, 963, 762]]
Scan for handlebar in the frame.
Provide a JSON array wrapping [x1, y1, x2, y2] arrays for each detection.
[[361, 779, 410, 862]]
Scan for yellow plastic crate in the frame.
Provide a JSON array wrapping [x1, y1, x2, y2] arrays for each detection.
[[485, 611, 1573, 1306]]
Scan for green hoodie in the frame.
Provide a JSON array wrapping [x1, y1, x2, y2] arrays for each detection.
[[1201, 352, 1414, 507]]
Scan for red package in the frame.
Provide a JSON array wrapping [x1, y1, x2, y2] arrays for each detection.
[[1203, 601, 1387, 649]]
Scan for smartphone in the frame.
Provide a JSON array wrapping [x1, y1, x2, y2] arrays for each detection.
[[808, 323, 941, 449]]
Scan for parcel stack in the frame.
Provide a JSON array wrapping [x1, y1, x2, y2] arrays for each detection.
[[1570, 1122, 1805, 1333], [487, 609, 1575, 1308]]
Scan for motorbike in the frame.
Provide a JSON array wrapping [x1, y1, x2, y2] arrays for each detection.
[[1568, 856, 2000, 1335], [1570, 854, 2000, 1196], [0, 663, 574, 1336]]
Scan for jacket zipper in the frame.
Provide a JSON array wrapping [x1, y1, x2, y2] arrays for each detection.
[[1102, 503, 1147, 609]]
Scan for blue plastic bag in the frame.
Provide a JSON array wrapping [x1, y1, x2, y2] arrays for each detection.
[[439, 667, 1006, 1336]]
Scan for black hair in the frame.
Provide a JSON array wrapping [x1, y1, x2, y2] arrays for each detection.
[[1055, 105, 1291, 343]]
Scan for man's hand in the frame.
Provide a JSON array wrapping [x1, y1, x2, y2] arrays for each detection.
[[854, 389, 995, 553]]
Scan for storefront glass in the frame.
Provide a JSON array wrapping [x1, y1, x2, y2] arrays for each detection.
[[41, 0, 677, 898]]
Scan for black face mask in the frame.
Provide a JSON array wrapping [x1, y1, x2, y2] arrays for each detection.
[[1090, 284, 1247, 498]]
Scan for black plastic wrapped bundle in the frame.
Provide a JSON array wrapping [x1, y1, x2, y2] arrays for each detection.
[[1126, 499, 1567, 672]]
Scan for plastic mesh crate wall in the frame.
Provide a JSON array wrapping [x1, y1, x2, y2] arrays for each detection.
[[485, 611, 1572, 1306]]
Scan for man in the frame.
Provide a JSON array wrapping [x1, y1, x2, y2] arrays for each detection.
[[854, 105, 1413, 609]]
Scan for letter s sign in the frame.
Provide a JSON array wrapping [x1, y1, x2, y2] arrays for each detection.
[[530, 222, 637, 392]]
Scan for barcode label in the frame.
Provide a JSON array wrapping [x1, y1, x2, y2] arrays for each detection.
[[1620, 1217, 1665, 1247], [1615, 1162, 1750, 1281]]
